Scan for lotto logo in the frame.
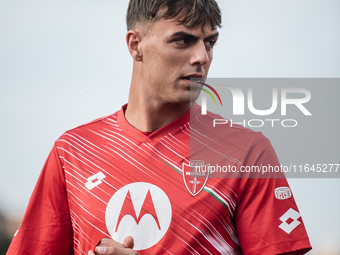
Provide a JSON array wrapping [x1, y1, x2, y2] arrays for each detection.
[[279, 208, 301, 234], [105, 183, 172, 250], [85, 172, 106, 190]]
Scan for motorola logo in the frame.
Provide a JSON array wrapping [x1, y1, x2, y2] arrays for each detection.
[[105, 182, 172, 250]]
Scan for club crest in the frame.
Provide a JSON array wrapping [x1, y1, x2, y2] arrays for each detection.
[[182, 160, 210, 196]]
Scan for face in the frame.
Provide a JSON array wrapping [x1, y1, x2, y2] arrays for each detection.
[[136, 17, 219, 104]]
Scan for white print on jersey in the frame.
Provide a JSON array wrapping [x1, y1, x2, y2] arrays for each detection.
[[105, 182, 172, 250], [279, 208, 301, 234], [182, 160, 210, 196], [85, 172, 106, 190], [275, 187, 292, 200]]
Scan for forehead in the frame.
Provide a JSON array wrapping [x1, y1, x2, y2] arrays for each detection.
[[147, 17, 218, 38]]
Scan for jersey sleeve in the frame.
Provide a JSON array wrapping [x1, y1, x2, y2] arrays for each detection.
[[7, 144, 73, 255], [235, 132, 312, 255]]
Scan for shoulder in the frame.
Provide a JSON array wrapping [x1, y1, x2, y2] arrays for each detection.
[[56, 109, 121, 143]]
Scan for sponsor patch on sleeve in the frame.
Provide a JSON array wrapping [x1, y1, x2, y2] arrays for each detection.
[[275, 187, 292, 200]]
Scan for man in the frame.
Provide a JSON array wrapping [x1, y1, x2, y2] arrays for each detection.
[[7, 0, 312, 254]]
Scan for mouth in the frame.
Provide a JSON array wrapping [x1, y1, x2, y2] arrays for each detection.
[[181, 74, 204, 86]]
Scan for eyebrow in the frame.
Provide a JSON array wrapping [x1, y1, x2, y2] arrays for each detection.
[[170, 31, 219, 41]]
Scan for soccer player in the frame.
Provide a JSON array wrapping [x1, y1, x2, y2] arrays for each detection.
[[7, 0, 312, 254]]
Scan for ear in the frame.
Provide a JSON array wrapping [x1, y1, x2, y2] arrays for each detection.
[[126, 30, 143, 62]]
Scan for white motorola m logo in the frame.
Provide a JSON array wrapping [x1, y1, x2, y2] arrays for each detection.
[[105, 183, 172, 250], [279, 208, 301, 234]]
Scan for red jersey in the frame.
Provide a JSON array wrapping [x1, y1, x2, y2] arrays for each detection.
[[7, 103, 312, 254]]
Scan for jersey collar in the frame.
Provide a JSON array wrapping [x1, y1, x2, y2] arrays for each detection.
[[117, 103, 200, 144]]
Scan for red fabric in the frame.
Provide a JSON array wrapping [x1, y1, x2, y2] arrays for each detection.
[[7, 103, 311, 254], [7, 147, 73, 255]]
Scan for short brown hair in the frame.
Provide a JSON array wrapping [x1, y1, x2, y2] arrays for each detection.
[[126, 0, 222, 31]]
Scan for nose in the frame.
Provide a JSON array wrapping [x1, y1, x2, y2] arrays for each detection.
[[190, 41, 210, 66]]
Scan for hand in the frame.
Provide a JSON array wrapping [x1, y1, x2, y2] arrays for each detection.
[[88, 236, 140, 255]]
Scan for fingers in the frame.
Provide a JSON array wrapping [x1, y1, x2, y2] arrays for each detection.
[[98, 238, 126, 248], [88, 237, 139, 255], [95, 246, 139, 255], [122, 236, 134, 249]]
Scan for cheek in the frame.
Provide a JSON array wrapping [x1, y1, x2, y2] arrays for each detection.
[[151, 54, 184, 83], [144, 47, 168, 70], [156, 50, 183, 69], [142, 43, 189, 83]]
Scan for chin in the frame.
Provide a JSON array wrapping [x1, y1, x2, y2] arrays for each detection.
[[170, 96, 199, 105], [166, 87, 201, 105], [189, 89, 201, 103]]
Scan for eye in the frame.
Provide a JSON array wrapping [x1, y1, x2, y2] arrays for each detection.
[[205, 39, 217, 48], [174, 37, 191, 46]]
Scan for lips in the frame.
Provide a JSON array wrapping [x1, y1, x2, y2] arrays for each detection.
[[182, 73, 203, 80], [181, 74, 204, 86]]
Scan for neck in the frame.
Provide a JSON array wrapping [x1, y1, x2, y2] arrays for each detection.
[[125, 96, 192, 132], [125, 71, 191, 132]]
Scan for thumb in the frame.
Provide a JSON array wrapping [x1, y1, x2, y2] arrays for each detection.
[[123, 236, 134, 249]]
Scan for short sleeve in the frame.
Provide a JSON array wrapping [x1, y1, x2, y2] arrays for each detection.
[[7, 144, 73, 255], [236, 133, 312, 255]]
